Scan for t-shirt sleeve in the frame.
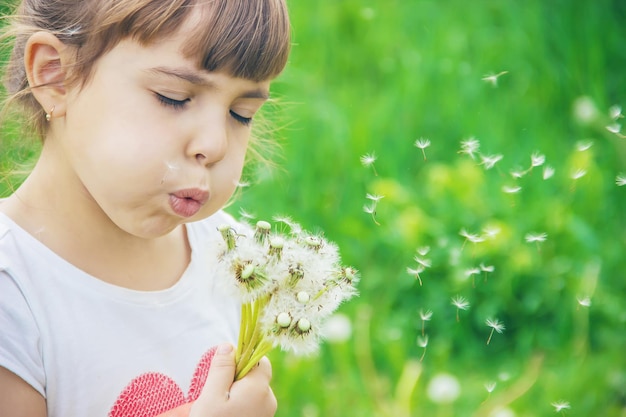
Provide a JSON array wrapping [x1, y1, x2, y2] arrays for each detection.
[[0, 269, 46, 397]]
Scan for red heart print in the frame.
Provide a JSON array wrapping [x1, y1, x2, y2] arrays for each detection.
[[108, 347, 216, 417]]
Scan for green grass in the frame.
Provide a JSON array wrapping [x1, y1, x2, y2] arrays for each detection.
[[2, 1, 625, 416]]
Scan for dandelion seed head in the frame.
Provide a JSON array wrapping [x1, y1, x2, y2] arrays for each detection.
[[366, 193, 384, 202], [606, 123, 622, 134], [414, 256, 432, 268], [510, 168, 526, 179], [460, 229, 486, 243], [531, 152, 546, 167], [577, 296, 591, 307], [609, 105, 623, 120], [451, 295, 470, 310], [407, 265, 426, 275], [525, 232, 547, 243], [238, 208, 256, 220], [417, 334, 429, 348], [415, 138, 431, 149], [420, 309, 433, 321], [502, 185, 522, 194], [417, 246, 431, 256], [465, 267, 481, 277], [543, 165, 555, 180], [486, 318, 505, 333], [551, 401, 571, 413], [575, 140, 593, 152], [480, 263, 495, 273], [360, 153, 377, 167], [481, 71, 508, 87], [482, 226, 501, 239], [571, 169, 587, 180], [616, 174, 626, 186], [480, 154, 504, 169], [484, 382, 497, 393], [459, 137, 480, 159]]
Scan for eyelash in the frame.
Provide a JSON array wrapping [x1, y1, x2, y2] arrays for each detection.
[[156, 93, 253, 126], [156, 93, 189, 110]]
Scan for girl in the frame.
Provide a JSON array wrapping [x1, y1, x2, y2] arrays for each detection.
[[0, 1, 291, 416]]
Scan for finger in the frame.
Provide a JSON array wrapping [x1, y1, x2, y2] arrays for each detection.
[[244, 356, 273, 384], [200, 344, 235, 401]]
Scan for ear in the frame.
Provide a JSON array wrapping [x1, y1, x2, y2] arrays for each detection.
[[24, 31, 70, 119]]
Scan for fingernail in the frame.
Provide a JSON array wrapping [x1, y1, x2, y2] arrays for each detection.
[[216, 343, 233, 355]]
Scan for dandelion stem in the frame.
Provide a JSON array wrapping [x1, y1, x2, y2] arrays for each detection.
[[235, 295, 271, 380], [235, 339, 274, 380]]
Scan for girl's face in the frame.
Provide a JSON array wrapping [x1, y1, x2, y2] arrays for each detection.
[[58, 24, 270, 238]]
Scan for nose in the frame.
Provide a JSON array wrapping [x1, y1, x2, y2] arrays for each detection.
[[189, 116, 228, 166]]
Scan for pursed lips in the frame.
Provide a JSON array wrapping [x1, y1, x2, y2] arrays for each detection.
[[169, 188, 209, 218]]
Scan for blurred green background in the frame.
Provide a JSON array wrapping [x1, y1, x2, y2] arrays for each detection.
[[2, 0, 626, 416]]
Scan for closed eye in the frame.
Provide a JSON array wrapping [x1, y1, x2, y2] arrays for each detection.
[[156, 93, 190, 110], [230, 110, 253, 126]]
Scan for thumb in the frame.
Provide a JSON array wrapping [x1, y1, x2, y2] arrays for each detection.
[[202, 344, 236, 397]]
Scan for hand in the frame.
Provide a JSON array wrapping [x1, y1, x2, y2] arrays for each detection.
[[190, 344, 277, 417]]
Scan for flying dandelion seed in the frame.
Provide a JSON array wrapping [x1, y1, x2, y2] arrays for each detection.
[[510, 168, 526, 178], [485, 381, 497, 393], [525, 232, 547, 251], [480, 154, 503, 170], [459, 137, 480, 159], [366, 193, 384, 202], [363, 194, 384, 225], [480, 263, 495, 282], [414, 256, 432, 269], [577, 296, 591, 308], [482, 71, 508, 87], [360, 152, 379, 176], [465, 267, 481, 287], [571, 169, 587, 180], [451, 295, 470, 322], [502, 185, 522, 194], [530, 152, 546, 169], [543, 165, 555, 180], [417, 334, 429, 361], [575, 140, 593, 151], [482, 226, 501, 239], [417, 246, 431, 256], [407, 265, 425, 286], [606, 123, 626, 138], [419, 309, 433, 336], [609, 105, 623, 120], [415, 138, 431, 161], [363, 203, 380, 226], [238, 208, 256, 220], [460, 228, 485, 250], [616, 174, 626, 186], [486, 318, 505, 345], [551, 401, 571, 413]]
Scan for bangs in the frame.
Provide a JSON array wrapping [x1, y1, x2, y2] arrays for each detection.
[[124, 0, 291, 82]]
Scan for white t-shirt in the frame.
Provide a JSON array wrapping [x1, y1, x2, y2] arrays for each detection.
[[0, 211, 241, 417]]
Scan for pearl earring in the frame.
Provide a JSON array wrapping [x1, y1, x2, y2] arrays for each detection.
[[45, 105, 55, 122]]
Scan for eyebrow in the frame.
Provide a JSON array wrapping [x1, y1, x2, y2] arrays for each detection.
[[145, 66, 270, 100]]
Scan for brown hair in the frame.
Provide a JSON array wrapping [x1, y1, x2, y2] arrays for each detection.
[[1, 0, 291, 139]]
